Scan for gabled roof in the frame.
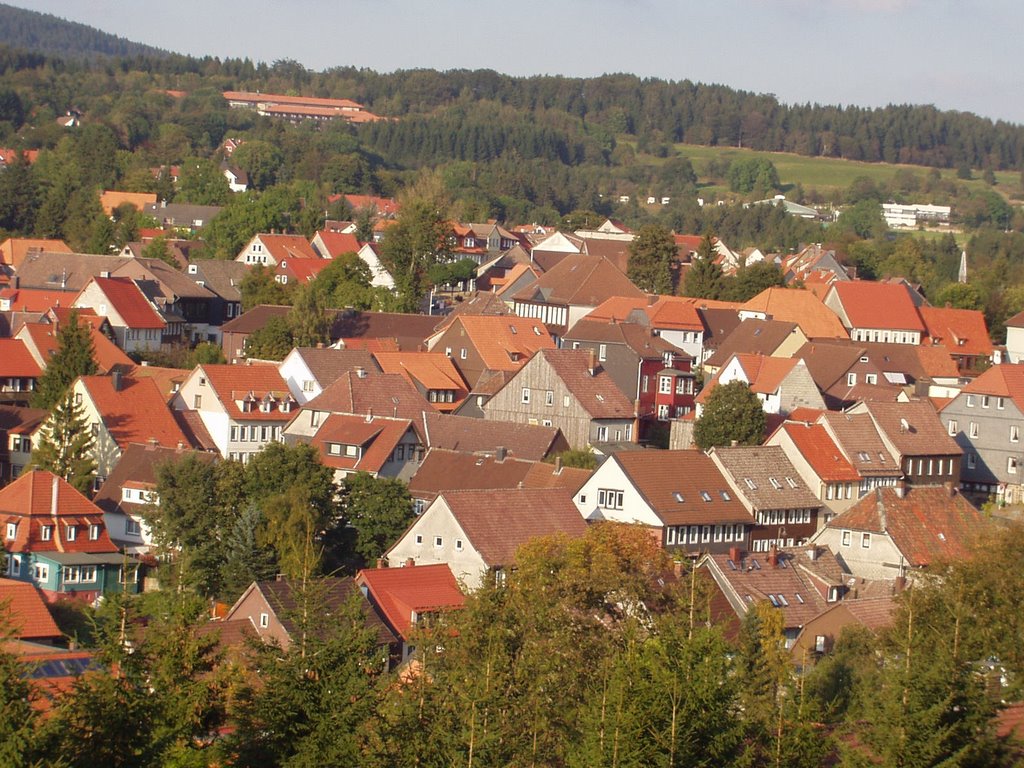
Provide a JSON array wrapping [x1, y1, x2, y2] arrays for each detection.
[[0, 578, 61, 640], [919, 305, 993, 358], [741, 287, 848, 339], [276, 258, 331, 284], [310, 414, 412, 474], [585, 296, 650, 325], [79, 375, 189, 449], [332, 310, 440, 351], [697, 354, 801, 405], [14, 252, 131, 292], [99, 191, 156, 216], [827, 486, 987, 568], [250, 234, 318, 262], [186, 260, 248, 302], [828, 281, 925, 332], [288, 347, 380, 384], [520, 461, 592, 492], [563, 319, 683, 361], [434, 488, 587, 566], [81, 277, 164, 329], [703, 319, 801, 368], [117, 258, 217, 301], [408, 448, 536, 501], [18, 322, 132, 375], [374, 352, 467, 393], [0, 238, 71, 269], [537, 349, 634, 419], [646, 296, 705, 331], [961, 364, 1024, 408], [512, 254, 644, 311], [419, 412, 565, 460], [614, 450, 752, 526], [775, 423, 860, 482], [710, 445, 821, 510], [0, 338, 42, 378], [853, 399, 960, 458], [308, 369, 435, 421], [818, 411, 902, 477], [792, 341, 867, 391], [440, 315, 555, 372], [443, 291, 512, 320], [312, 230, 362, 258], [197, 364, 294, 421], [0, 470, 115, 553], [0, 405, 48, 436], [0, 287, 78, 313], [355, 564, 464, 640]]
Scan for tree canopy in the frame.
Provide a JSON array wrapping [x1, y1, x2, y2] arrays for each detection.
[[693, 379, 767, 451]]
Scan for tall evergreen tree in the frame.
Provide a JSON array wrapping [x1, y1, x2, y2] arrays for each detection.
[[627, 223, 676, 294], [29, 393, 96, 495], [682, 234, 725, 300], [31, 311, 97, 410]]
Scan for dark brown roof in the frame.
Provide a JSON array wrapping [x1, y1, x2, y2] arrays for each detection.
[[794, 341, 866, 391], [711, 445, 821, 510], [581, 237, 631, 273], [171, 410, 219, 452], [563, 319, 682, 360], [15, 251, 130, 291], [539, 349, 635, 419], [408, 448, 536, 502], [437, 488, 587, 566], [818, 411, 903, 477], [291, 347, 380, 384], [697, 307, 743, 350], [704, 319, 801, 368], [613, 450, 753, 526], [512, 254, 644, 310], [308, 369, 436, 421], [221, 304, 290, 334], [331, 309, 439, 351], [420, 412, 566, 461], [0, 405, 48, 435], [855, 400, 960, 458], [187, 260, 248, 302]]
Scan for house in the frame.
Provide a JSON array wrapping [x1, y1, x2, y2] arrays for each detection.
[[816, 411, 904, 494], [697, 545, 850, 647], [573, 450, 754, 553], [223, 577, 396, 653], [779, 244, 851, 288], [72, 372, 190, 481], [274, 257, 332, 286], [13, 251, 131, 293], [142, 202, 222, 230], [0, 238, 72, 270], [739, 287, 849, 340], [708, 445, 823, 552], [301, 367, 435, 424], [295, 413, 421, 483], [112, 257, 218, 344], [561, 318, 695, 427], [585, 295, 706, 360], [418, 411, 569, 461], [99, 191, 157, 217], [235, 233, 318, 267], [918, 305, 993, 375], [791, 596, 896, 661], [354, 242, 395, 290], [810, 485, 988, 581], [171, 363, 295, 462], [845, 399, 961, 487], [765, 421, 863, 521], [0, 470, 138, 600], [823, 281, 925, 345], [185, 260, 248, 337], [701, 319, 809, 376], [385, 488, 587, 590], [0, 405, 48, 483], [92, 443, 214, 554], [407, 448, 539, 509], [510, 253, 645, 338], [939, 364, 1024, 503], [0, 338, 42, 402], [696, 354, 826, 418], [17, 320, 133, 375], [373, 351, 469, 413], [355, 563, 465, 663], [482, 349, 636, 449], [279, 347, 380, 405], [1005, 310, 1024, 364], [72, 276, 165, 353], [425, 315, 555, 390], [222, 165, 248, 192]]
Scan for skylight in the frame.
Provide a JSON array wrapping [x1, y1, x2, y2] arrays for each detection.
[[673, 492, 685, 503], [700, 491, 712, 502]]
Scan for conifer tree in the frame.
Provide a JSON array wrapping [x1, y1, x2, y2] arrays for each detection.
[[29, 392, 96, 495], [682, 233, 725, 299], [627, 223, 676, 294], [31, 311, 98, 411]]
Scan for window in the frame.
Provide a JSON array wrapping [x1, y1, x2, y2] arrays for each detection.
[[1012, 426, 1020, 443], [659, 376, 672, 394], [5, 522, 14, 539], [968, 453, 977, 469], [689, 525, 699, 542], [948, 420, 958, 436], [701, 525, 711, 542], [302, 379, 315, 393], [259, 613, 269, 629], [657, 404, 669, 421], [545, 390, 554, 406], [861, 533, 871, 548], [563, 395, 570, 407], [982, 395, 991, 408], [865, 374, 877, 385], [1009, 457, 1019, 475], [434, 536, 443, 548], [328, 443, 342, 456], [713, 525, 723, 542], [460, 348, 467, 360], [666, 526, 677, 545], [998, 397, 1006, 410], [966, 395, 975, 407], [841, 530, 851, 547], [345, 444, 358, 457], [395, 445, 405, 461], [847, 373, 856, 386], [32, 563, 48, 582], [125, 519, 141, 536], [598, 344, 607, 361], [521, 388, 531, 404], [66, 525, 77, 541], [598, 489, 624, 509], [815, 635, 826, 653], [641, 375, 649, 393], [193, 394, 202, 408], [455, 539, 464, 552], [415, 534, 423, 545], [970, 422, 979, 438], [597, 426, 609, 441], [40, 525, 52, 541], [6, 554, 21, 576]]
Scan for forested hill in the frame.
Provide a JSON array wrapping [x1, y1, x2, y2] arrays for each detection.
[[0, 3, 169, 61]]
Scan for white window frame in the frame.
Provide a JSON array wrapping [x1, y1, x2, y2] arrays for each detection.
[[521, 388, 531, 404]]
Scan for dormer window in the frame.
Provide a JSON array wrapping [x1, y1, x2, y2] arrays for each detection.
[[5, 522, 15, 539], [41, 525, 52, 541], [280, 400, 292, 413], [89, 524, 100, 540], [66, 525, 77, 541]]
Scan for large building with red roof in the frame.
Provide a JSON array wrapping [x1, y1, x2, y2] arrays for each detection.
[[73, 276, 165, 354], [823, 281, 926, 345]]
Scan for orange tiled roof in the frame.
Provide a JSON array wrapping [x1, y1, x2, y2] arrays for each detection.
[[777, 422, 860, 482], [0, 578, 60, 640], [697, 353, 798, 404], [962, 364, 1024, 407], [255, 234, 319, 262], [99, 191, 157, 217], [456, 316, 556, 372], [374, 351, 467, 394], [20, 322, 132, 374], [313, 230, 362, 258], [80, 375, 189, 449], [0, 471, 115, 553], [919, 306, 993, 358], [356, 564, 464, 640], [829, 281, 925, 332], [83, 277, 164, 329], [0, 287, 78, 313], [0, 238, 71, 269], [198, 364, 293, 421], [0, 338, 42, 378], [277, 258, 331, 283], [742, 287, 848, 339]]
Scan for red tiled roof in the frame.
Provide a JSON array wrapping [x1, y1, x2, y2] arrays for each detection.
[[79, 375, 189, 449], [20, 323, 132, 375], [276, 258, 331, 283], [829, 281, 925, 332], [962, 364, 1024, 407], [0, 470, 115, 553], [198, 364, 294, 422], [311, 414, 412, 474], [0, 338, 42, 378], [919, 306, 993, 358], [83, 277, 164, 329], [435, 488, 587, 566], [777, 423, 860, 482], [254, 234, 319, 262], [356, 564, 464, 639], [344, 195, 399, 216], [0, 578, 61, 640], [313, 230, 362, 258], [0, 287, 77, 312], [829, 486, 988, 568]]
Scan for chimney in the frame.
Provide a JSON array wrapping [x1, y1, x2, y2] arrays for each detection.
[[111, 369, 123, 392], [944, 479, 956, 497], [51, 474, 65, 553], [405, 558, 415, 568], [730, 439, 739, 447], [376, 557, 385, 569], [147, 437, 158, 449], [767, 544, 779, 568], [587, 348, 597, 375], [12, 275, 18, 289], [554, 456, 562, 474], [895, 478, 907, 499], [728, 545, 742, 564], [894, 575, 907, 593], [807, 545, 818, 561], [496, 446, 507, 462]]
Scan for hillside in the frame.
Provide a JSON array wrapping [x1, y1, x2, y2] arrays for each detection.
[[0, 3, 170, 60]]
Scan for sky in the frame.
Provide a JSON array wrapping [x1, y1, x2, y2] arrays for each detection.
[[14, 0, 1024, 124]]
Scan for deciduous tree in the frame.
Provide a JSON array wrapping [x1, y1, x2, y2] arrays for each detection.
[[693, 379, 766, 451], [627, 223, 676, 294]]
